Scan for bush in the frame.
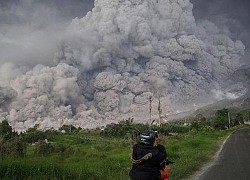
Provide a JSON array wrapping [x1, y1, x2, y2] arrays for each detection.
[[159, 124, 191, 135], [34, 140, 74, 156], [101, 118, 193, 138], [101, 118, 136, 138], [73, 136, 91, 145], [0, 137, 27, 157], [22, 126, 59, 144], [200, 125, 214, 133], [23, 127, 47, 144], [190, 120, 200, 131], [34, 140, 54, 156], [188, 114, 211, 131]]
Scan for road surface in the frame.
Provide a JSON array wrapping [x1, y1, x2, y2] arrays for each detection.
[[196, 128, 250, 180]]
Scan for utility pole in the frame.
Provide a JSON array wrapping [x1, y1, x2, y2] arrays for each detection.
[[158, 96, 162, 127], [228, 112, 231, 128], [149, 96, 152, 124]]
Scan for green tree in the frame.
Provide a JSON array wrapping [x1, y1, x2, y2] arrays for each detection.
[[101, 118, 137, 138], [212, 109, 229, 130], [0, 120, 15, 140], [23, 125, 47, 143], [234, 113, 244, 125]]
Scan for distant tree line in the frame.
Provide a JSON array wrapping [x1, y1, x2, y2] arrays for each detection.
[[101, 108, 249, 139], [0, 108, 249, 157]]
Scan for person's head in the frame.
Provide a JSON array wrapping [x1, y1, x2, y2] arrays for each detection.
[[139, 130, 158, 146]]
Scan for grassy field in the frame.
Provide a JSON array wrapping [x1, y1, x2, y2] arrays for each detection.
[[0, 125, 248, 180]]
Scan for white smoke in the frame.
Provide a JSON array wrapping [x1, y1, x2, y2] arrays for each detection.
[[211, 82, 247, 101], [0, 0, 246, 131]]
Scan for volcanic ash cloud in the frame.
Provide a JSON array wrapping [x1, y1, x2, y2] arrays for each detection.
[[0, 0, 246, 131]]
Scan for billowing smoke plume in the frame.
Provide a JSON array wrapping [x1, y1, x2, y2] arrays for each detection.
[[0, 0, 92, 66], [0, 0, 247, 131], [191, 0, 250, 65]]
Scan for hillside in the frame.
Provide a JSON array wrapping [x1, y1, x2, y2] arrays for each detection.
[[165, 66, 250, 120]]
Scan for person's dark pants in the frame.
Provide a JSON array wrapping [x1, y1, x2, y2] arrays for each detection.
[[129, 170, 160, 180]]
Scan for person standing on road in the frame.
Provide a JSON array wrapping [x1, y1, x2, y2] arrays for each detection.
[[129, 130, 172, 180]]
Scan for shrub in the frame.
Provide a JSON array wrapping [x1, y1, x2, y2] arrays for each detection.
[[73, 136, 91, 145], [101, 118, 137, 138], [188, 114, 210, 131], [34, 140, 75, 156], [200, 125, 214, 133], [23, 127, 47, 143], [22, 126, 59, 144], [34, 140, 54, 156], [0, 137, 27, 157], [190, 120, 200, 131], [159, 124, 191, 135]]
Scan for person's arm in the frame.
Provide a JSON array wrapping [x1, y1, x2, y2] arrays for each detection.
[[155, 134, 167, 158], [156, 135, 175, 165]]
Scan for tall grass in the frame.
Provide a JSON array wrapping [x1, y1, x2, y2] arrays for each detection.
[[166, 130, 231, 179], [0, 126, 247, 180]]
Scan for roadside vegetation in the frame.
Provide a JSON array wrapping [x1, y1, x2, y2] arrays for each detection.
[[0, 108, 249, 180]]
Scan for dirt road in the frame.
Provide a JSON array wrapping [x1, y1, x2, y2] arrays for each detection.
[[196, 128, 250, 180]]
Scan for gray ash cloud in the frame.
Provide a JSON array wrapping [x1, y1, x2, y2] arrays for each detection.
[[191, 0, 250, 64], [0, 0, 248, 132]]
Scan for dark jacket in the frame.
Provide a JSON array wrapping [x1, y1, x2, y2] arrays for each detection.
[[129, 143, 167, 180]]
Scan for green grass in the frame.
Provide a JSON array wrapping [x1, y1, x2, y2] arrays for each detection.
[[0, 125, 248, 180], [166, 130, 228, 179]]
